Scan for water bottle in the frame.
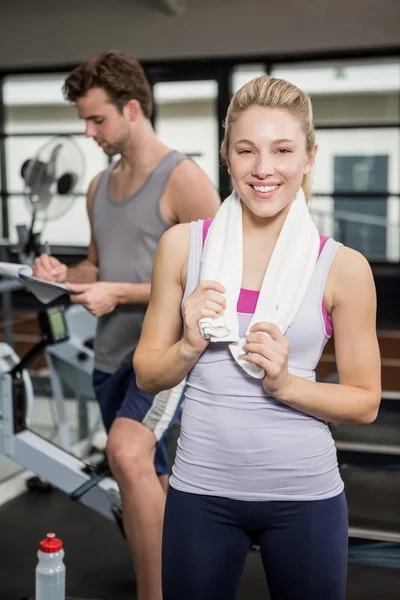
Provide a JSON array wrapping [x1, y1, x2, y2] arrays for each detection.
[[35, 532, 66, 600]]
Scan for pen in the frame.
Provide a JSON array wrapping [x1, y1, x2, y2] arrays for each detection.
[[44, 240, 54, 282]]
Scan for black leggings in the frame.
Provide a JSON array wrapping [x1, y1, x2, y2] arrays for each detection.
[[162, 487, 348, 600]]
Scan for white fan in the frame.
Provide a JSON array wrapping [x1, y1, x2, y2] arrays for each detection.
[[19, 135, 85, 261]]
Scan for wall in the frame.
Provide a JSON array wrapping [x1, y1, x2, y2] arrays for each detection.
[[0, 0, 398, 70]]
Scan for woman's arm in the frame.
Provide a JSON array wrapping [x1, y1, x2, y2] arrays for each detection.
[[133, 224, 193, 394], [134, 223, 225, 395], [244, 246, 381, 425], [278, 246, 381, 424]]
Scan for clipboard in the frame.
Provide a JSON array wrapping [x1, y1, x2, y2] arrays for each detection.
[[18, 273, 81, 295], [0, 261, 80, 305]]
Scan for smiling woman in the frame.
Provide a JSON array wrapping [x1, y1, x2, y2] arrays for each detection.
[[133, 74, 381, 600], [226, 106, 315, 220], [221, 75, 317, 207]]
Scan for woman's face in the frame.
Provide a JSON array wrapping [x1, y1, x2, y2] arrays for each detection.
[[228, 105, 316, 219]]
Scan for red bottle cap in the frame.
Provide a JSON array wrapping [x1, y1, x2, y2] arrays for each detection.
[[39, 532, 63, 553]]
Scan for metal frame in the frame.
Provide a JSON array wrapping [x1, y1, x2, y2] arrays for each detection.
[[0, 80, 9, 239], [0, 370, 118, 521]]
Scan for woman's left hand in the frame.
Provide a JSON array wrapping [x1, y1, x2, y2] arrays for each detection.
[[242, 322, 291, 398]]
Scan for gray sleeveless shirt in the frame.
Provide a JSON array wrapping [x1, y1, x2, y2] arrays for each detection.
[[169, 220, 344, 501], [93, 150, 186, 373]]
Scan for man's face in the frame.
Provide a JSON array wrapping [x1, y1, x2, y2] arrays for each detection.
[[76, 87, 130, 156]]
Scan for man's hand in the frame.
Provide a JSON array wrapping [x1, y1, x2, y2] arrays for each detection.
[[33, 254, 68, 282], [66, 282, 118, 317]]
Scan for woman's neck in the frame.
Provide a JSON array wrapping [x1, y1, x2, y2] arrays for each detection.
[[241, 200, 292, 242]]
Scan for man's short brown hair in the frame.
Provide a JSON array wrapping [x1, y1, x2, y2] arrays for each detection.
[[63, 50, 153, 118]]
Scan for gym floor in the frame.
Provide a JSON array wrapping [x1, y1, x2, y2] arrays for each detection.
[[0, 395, 399, 599], [1, 487, 400, 600]]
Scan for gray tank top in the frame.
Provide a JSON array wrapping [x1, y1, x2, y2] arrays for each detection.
[[169, 220, 344, 501], [93, 150, 186, 373]]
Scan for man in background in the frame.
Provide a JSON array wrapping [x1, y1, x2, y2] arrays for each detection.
[[33, 49, 220, 600]]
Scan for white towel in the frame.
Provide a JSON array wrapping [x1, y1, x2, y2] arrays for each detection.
[[199, 187, 320, 379]]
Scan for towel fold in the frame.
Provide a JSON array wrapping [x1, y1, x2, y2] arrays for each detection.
[[199, 187, 320, 379]]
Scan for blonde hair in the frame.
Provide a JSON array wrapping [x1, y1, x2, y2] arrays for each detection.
[[221, 75, 315, 202]]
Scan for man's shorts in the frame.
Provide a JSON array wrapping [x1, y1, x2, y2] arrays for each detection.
[[93, 361, 185, 476]]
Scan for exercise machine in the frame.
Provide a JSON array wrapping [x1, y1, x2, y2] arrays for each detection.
[[0, 303, 120, 522], [45, 304, 102, 456]]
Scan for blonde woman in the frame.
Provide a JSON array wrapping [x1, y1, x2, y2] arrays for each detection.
[[134, 76, 381, 600]]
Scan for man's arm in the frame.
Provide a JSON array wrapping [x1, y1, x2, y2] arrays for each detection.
[[166, 159, 221, 224], [66, 280, 151, 315]]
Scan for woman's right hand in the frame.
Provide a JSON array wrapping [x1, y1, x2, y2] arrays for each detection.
[[182, 280, 226, 356], [32, 254, 68, 283]]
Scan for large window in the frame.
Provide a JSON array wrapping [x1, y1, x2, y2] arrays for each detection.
[[231, 64, 267, 94], [271, 58, 400, 262], [0, 55, 399, 262], [310, 128, 400, 261], [2, 74, 108, 247], [153, 80, 219, 187]]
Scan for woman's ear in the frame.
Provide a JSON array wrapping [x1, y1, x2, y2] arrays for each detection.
[[304, 144, 318, 174]]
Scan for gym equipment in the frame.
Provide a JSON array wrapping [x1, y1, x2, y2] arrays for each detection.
[[0, 135, 86, 347], [0, 304, 120, 523], [45, 304, 101, 456]]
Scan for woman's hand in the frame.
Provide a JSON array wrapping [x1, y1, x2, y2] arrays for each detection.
[[243, 322, 291, 398], [182, 280, 226, 357]]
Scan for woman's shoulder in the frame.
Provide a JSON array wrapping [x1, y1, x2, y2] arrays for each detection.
[[156, 223, 192, 286], [328, 244, 375, 307], [159, 222, 191, 250], [331, 244, 372, 277]]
